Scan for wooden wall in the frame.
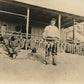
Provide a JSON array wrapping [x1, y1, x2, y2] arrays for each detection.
[[30, 23, 46, 39], [0, 19, 18, 31], [61, 22, 84, 42], [61, 27, 73, 41]]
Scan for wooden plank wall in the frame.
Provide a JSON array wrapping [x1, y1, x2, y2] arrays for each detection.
[[61, 27, 73, 41], [0, 20, 19, 31], [31, 24, 45, 39]]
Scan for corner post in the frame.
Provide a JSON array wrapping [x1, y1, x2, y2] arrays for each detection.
[[58, 14, 61, 38], [73, 19, 75, 41]]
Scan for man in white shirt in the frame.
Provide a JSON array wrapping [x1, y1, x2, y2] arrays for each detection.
[[43, 18, 60, 39], [43, 18, 60, 65]]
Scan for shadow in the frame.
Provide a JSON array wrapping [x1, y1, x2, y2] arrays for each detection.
[[15, 57, 29, 60], [5, 53, 9, 55], [28, 53, 45, 64], [0, 52, 2, 54]]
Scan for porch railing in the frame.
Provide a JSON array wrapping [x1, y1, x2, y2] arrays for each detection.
[[27, 39, 84, 55], [0, 30, 84, 55]]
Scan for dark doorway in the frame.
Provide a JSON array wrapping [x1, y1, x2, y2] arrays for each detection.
[[21, 23, 31, 39], [21, 24, 26, 33], [28, 24, 31, 39]]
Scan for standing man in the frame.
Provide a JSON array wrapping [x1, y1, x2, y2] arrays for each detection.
[[43, 18, 60, 65]]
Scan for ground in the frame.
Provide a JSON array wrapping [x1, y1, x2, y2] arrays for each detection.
[[0, 47, 84, 84]]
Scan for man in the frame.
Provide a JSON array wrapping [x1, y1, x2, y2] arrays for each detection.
[[43, 18, 60, 65], [1, 24, 7, 37], [3, 36, 22, 59]]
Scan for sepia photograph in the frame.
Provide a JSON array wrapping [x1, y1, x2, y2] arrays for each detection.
[[0, 0, 84, 84]]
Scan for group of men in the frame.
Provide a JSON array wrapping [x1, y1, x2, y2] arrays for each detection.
[[2, 35, 24, 59], [0, 18, 60, 65]]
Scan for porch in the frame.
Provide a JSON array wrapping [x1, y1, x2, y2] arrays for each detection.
[[0, 0, 84, 55]]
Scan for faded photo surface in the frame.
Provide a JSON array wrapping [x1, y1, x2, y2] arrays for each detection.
[[0, 0, 84, 84]]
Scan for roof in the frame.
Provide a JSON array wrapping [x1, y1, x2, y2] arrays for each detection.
[[15, 0, 84, 17], [0, 0, 84, 28]]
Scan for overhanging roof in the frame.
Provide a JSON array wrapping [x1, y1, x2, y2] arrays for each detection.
[[15, 0, 84, 17], [0, 0, 84, 28]]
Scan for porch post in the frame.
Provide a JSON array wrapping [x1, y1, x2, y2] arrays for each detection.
[[58, 14, 61, 38], [58, 14, 61, 52], [25, 8, 30, 50], [73, 19, 75, 41]]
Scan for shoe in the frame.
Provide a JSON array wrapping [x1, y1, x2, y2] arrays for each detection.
[[52, 63, 56, 65], [9, 53, 13, 58], [44, 61, 47, 65], [13, 54, 16, 59], [52, 58, 56, 65]]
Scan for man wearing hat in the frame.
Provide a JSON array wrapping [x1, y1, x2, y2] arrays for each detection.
[[43, 18, 60, 65]]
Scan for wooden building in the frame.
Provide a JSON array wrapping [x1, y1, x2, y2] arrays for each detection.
[[0, 0, 84, 49]]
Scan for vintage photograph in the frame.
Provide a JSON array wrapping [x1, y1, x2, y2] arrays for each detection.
[[0, 0, 84, 84]]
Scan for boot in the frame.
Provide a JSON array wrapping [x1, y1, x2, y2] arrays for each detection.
[[52, 55, 56, 65], [9, 53, 13, 58]]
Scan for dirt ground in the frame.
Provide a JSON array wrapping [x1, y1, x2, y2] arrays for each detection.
[[0, 47, 84, 84]]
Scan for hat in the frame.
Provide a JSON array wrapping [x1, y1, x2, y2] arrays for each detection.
[[51, 18, 56, 21]]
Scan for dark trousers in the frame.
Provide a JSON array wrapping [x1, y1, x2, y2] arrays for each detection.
[[45, 40, 58, 65]]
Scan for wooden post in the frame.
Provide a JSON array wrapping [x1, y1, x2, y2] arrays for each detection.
[[58, 14, 61, 38], [73, 19, 75, 41], [25, 8, 30, 50]]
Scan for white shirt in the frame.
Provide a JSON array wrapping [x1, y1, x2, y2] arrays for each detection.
[[43, 25, 60, 39], [1, 25, 7, 36]]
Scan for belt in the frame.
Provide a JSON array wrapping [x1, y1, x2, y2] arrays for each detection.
[[46, 37, 58, 41], [46, 39, 55, 41]]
